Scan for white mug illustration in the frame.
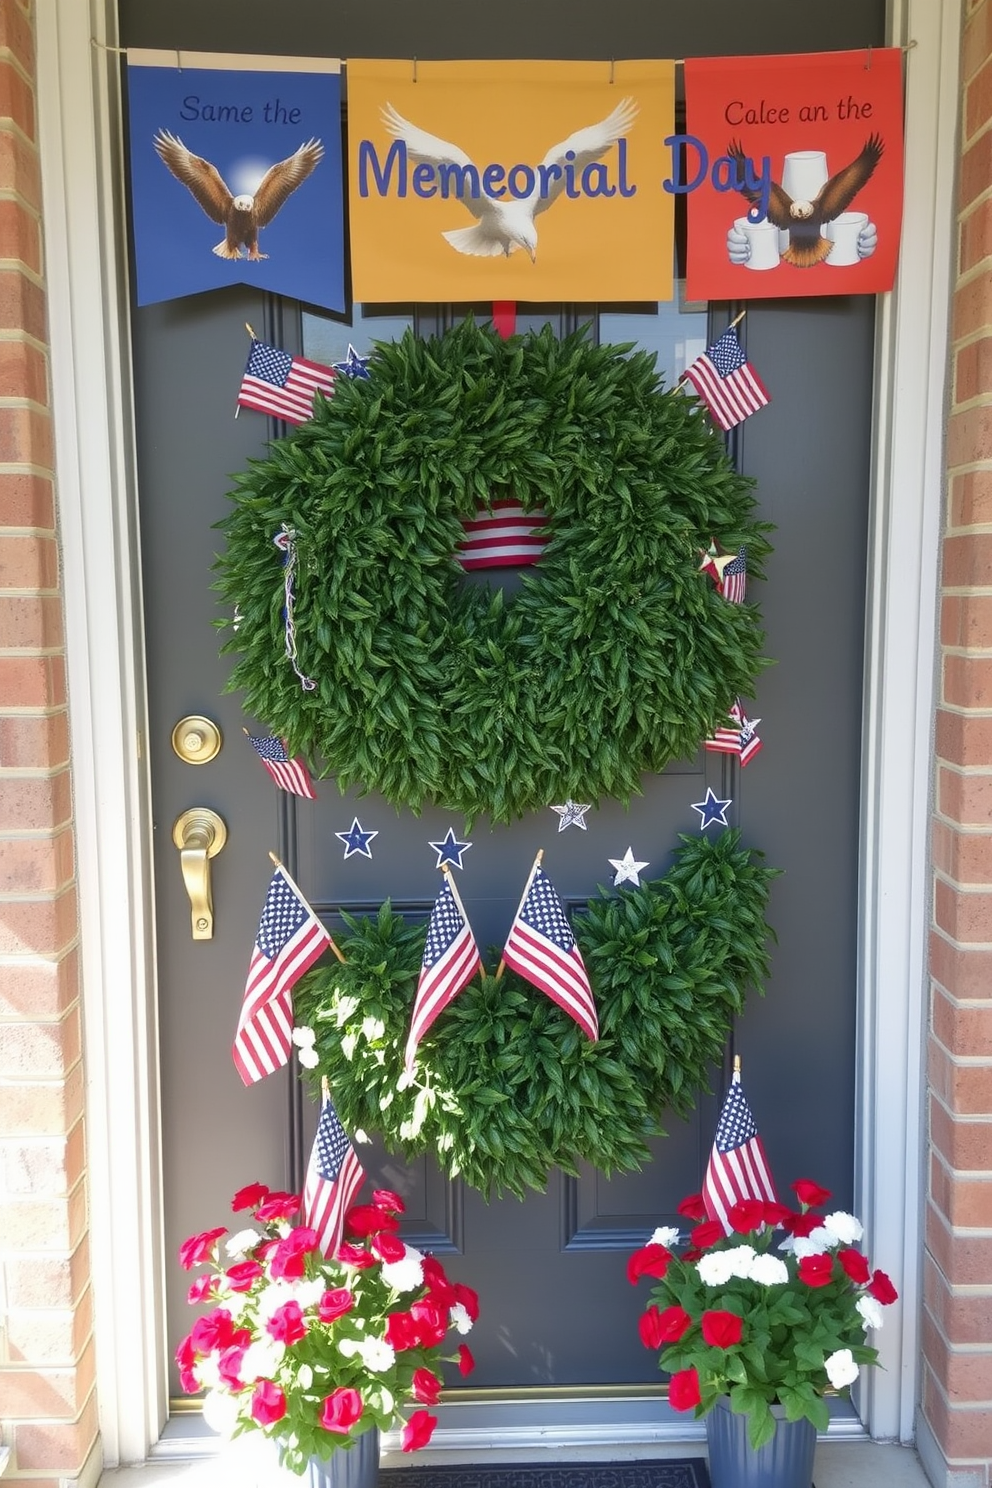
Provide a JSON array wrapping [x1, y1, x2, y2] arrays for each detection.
[[726, 135, 882, 270]]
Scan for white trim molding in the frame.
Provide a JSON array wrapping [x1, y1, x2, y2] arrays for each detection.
[[32, 0, 959, 1463]]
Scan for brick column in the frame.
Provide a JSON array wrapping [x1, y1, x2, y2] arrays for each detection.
[[0, 1, 99, 1483], [921, 3, 992, 1485]]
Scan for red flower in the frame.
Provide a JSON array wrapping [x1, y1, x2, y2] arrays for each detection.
[[386, 1310, 422, 1351], [345, 1203, 400, 1237], [402, 1410, 437, 1452], [269, 1229, 319, 1281], [681, 1247, 703, 1264], [190, 1307, 235, 1355], [218, 1345, 246, 1390], [179, 1367, 199, 1394], [176, 1335, 196, 1370], [798, 1253, 834, 1288], [691, 1219, 726, 1249], [638, 1306, 667, 1350], [783, 1211, 822, 1238], [254, 1192, 301, 1223], [668, 1368, 702, 1411], [250, 1380, 287, 1426], [187, 1274, 216, 1304], [792, 1178, 832, 1209], [763, 1202, 794, 1227], [336, 1241, 376, 1269], [410, 1298, 448, 1346], [372, 1188, 406, 1215], [701, 1310, 744, 1348], [231, 1182, 270, 1212], [457, 1344, 475, 1376], [655, 1306, 693, 1344], [838, 1249, 871, 1284], [320, 1387, 363, 1434], [225, 1261, 264, 1293], [318, 1288, 354, 1323], [267, 1300, 307, 1345], [413, 1368, 443, 1405], [371, 1232, 407, 1264], [178, 1227, 227, 1270], [728, 1200, 767, 1234], [453, 1282, 480, 1322], [868, 1269, 898, 1305], [627, 1244, 673, 1285], [422, 1256, 456, 1307], [677, 1193, 708, 1221]]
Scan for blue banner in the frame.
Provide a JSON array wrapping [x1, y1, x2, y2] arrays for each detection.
[[126, 54, 344, 312]]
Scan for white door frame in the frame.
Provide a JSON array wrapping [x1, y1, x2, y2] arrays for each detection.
[[34, 0, 956, 1462]]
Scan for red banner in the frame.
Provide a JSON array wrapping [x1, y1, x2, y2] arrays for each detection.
[[682, 49, 904, 301]]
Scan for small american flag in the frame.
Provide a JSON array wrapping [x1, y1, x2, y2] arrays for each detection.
[[704, 700, 762, 766], [405, 875, 481, 1073], [233, 866, 332, 1085], [502, 865, 598, 1041], [237, 339, 336, 424], [303, 1096, 365, 1259], [720, 547, 747, 605], [456, 501, 548, 570], [247, 735, 316, 799], [702, 1069, 778, 1234], [685, 327, 770, 432]]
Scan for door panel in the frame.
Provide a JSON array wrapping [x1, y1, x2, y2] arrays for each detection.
[[121, 0, 884, 1408]]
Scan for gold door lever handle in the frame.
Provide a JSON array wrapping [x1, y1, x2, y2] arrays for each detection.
[[172, 808, 228, 940]]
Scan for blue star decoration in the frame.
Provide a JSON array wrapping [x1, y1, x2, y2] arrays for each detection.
[[335, 818, 378, 859], [332, 344, 371, 379], [428, 828, 472, 870], [690, 788, 733, 831]]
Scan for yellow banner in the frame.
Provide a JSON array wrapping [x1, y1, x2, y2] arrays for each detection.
[[347, 59, 675, 303]]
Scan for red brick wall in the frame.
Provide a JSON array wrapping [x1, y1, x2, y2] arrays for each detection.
[[922, 1, 992, 1482], [0, 1, 98, 1482]]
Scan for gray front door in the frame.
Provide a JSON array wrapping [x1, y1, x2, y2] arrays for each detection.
[[121, 0, 883, 1404]]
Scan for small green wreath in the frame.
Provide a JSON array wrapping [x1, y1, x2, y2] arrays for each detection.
[[292, 832, 777, 1198], [217, 320, 772, 822]]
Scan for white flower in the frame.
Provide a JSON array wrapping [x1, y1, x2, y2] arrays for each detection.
[[202, 1388, 241, 1437], [856, 1294, 884, 1331], [791, 1234, 831, 1260], [650, 1226, 681, 1248], [196, 1353, 222, 1390], [823, 1211, 864, 1246], [697, 1251, 736, 1287], [297, 1046, 320, 1069], [749, 1253, 789, 1286], [825, 1348, 860, 1389], [292, 1025, 316, 1049], [725, 1245, 756, 1279], [224, 1291, 249, 1320], [381, 1245, 424, 1294], [257, 1279, 297, 1321], [450, 1302, 473, 1334], [240, 1337, 286, 1382], [293, 1278, 326, 1310], [225, 1227, 261, 1258], [338, 1338, 360, 1358], [358, 1337, 396, 1373]]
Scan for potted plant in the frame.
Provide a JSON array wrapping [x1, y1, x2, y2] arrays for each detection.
[[629, 1179, 898, 1488], [176, 1182, 478, 1486]]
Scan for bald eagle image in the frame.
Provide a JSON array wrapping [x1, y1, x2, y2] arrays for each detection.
[[729, 133, 883, 268], [153, 130, 324, 260]]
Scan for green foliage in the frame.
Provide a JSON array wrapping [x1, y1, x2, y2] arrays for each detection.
[[292, 832, 778, 1197], [216, 319, 773, 821]]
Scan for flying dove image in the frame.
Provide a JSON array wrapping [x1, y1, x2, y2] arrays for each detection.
[[728, 133, 883, 267], [380, 97, 638, 260], [153, 130, 324, 260]]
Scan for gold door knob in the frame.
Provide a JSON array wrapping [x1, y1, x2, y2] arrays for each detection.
[[172, 808, 228, 940], [171, 715, 223, 764]]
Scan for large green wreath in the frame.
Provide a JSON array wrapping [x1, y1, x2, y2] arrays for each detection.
[[217, 320, 772, 821], [292, 832, 777, 1198]]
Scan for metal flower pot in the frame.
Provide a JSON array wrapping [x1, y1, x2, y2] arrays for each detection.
[[304, 1428, 380, 1488], [705, 1395, 816, 1488]]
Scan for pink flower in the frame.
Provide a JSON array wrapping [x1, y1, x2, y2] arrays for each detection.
[[218, 1345, 246, 1390], [254, 1192, 302, 1223], [178, 1227, 227, 1270], [231, 1182, 270, 1212], [320, 1387, 363, 1434], [412, 1368, 443, 1405], [318, 1288, 354, 1323], [267, 1300, 307, 1345], [336, 1241, 376, 1269], [268, 1229, 319, 1280], [868, 1269, 898, 1305], [187, 1274, 216, 1304], [225, 1261, 264, 1293], [401, 1410, 437, 1452], [371, 1232, 407, 1264], [838, 1249, 870, 1284], [792, 1178, 832, 1209], [627, 1244, 673, 1285], [728, 1200, 767, 1234], [701, 1310, 744, 1348], [668, 1368, 702, 1411], [372, 1188, 406, 1215], [677, 1193, 708, 1221], [176, 1335, 196, 1371], [190, 1307, 235, 1355], [457, 1344, 475, 1376], [798, 1253, 834, 1288], [345, 1203, 400, 1237], [250, 1380, 287, 1426], [690, 1219, 725, 1249]]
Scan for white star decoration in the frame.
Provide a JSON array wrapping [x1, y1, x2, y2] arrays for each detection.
[[551, 800, 592, 832], [609, 847, 649, 887]]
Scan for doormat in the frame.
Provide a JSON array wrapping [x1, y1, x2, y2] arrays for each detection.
[[380, 1462, 712, 1488]]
